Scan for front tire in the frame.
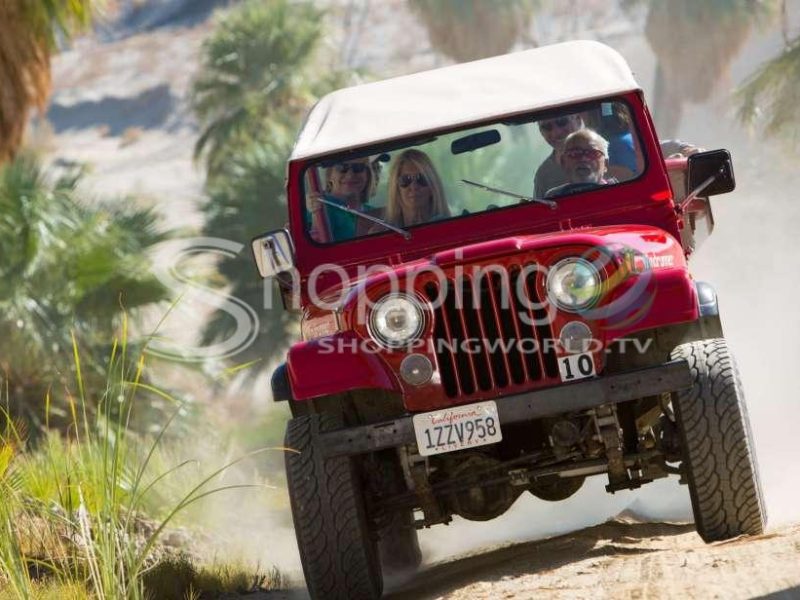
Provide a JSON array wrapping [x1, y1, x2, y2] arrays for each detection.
[[285, 414, 383, 600], [670, 338, 766, 542]]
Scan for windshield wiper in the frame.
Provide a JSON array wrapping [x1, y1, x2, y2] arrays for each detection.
[[461, 179, 557, 209], [317, 195, 411, 240]]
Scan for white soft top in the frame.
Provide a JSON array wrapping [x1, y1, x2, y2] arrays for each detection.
[[291, 40, 640, 161]]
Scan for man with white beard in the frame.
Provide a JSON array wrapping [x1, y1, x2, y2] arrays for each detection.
[[545, 128, 613, 198]]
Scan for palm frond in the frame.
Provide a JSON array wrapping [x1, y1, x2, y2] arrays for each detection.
[[645, 0, 776, 103], [193, 0, 354, 374], [0, 1, 99, 162], [639, 0, 780, 135], [20, 0, 97, 50], [0, 153, 168, 425], [191, 0, 325, 172], [736, 36, 800, 141], [408, 0, 539, 62]]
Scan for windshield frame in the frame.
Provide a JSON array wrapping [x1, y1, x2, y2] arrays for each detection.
[[298, 95, 650, 248], [287, 90, 672, 275]]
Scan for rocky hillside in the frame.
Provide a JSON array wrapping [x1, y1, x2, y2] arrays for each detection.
[[44, 3, 227, 230]]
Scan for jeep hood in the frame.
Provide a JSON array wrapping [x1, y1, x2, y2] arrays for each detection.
[[307, 224, 685, 307]]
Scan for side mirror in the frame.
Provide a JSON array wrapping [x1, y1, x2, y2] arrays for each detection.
[[251, 229, 295, 278], [687, 149, 735, 197]]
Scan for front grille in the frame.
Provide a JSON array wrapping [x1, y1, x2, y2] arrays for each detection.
[[423, 265, 559, 398]]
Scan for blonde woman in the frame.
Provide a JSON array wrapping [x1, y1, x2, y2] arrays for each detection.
[[383, 149, 450, 228], [307, 157, 381, 241], [323, 157, 379, 207]]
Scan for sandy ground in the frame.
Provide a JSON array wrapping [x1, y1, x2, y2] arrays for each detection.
[[384, 520, 800, 600], [242, 519, 800, 600]]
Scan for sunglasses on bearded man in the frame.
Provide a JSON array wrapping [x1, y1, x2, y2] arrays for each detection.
[[563, 147, 605, 160]]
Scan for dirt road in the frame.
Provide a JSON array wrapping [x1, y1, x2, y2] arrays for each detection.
[[381, 519, 800, 600]]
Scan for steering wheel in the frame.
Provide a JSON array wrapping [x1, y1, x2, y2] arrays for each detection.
[[548, 182, 604, 198]]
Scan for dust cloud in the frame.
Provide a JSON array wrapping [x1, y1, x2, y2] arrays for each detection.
[[150, 404, 303, 576]]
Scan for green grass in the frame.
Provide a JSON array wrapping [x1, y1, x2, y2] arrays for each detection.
[[0, 323, 287, 599]]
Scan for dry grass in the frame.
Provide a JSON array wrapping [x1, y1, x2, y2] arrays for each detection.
[[0, 330, 287, 599]]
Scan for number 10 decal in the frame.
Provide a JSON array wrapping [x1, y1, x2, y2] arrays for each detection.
[[558, 352, 596, 382]]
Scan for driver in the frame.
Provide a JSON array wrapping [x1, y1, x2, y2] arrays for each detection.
[[545, 128, 613, 198]]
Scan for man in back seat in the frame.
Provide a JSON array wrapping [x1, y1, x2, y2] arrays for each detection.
[[533, 113, 584, 199]]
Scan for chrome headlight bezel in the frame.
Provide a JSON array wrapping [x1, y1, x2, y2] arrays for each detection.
[[367, 293, 426, 349], [546, 257, 602, 313]]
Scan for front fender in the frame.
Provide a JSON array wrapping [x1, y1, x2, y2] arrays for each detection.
[[286, 331, 401, 401], [598, 267, 699, 341]]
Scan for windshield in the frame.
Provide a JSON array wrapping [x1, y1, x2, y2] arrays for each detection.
[[303, 99, 644, 244]]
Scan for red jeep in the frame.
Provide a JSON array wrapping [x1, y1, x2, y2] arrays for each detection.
[[252, 41, 765, 600]]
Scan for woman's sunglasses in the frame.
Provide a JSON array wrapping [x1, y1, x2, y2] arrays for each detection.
[[399, 173, 429, 188], [539, 117, 571, 132], [334, 162, 368, 174], [563, 147, 604, 160]]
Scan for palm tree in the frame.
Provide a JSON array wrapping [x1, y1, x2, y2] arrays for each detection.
[[0, 1, 96, 163], [194, 0, 350, 374], [737, 34, 800, 141], [0, 153, 167, 429], [191, 0, 344, 177], [200, 125, 299, 373], [631, 0, 777, 136], [408, 0, 538, 63]]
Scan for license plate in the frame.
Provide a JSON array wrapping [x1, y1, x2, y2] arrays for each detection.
[[558, 351, 596, 382], [413, 401, 502, 457]]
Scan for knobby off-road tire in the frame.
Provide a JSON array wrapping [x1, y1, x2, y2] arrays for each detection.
[[670, 338, 766, 543], [285, 414, 382, 600]]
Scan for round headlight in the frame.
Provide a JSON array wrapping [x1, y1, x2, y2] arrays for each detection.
[[368, 294, 425, 348], [546, 258, 602, 313]]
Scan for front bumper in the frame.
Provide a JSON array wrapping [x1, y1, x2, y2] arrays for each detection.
[[318, 360, 692, 458]]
